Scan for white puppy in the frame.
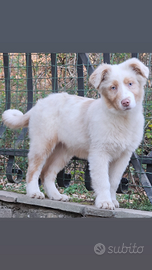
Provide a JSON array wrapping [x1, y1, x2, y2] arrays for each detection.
[[2, 58, 149, 210]]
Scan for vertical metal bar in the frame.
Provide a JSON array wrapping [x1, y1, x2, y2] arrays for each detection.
[[77, 54, 84, 96], [131, 153, 152, 203], [3, 54, 13, 181], [131, 53, 138, 58], [26, 53, 33, 111], [77, 54, 90, 190], [78, 53, 94, 76], [146, 152, 152, 185], [103, 53, 110, 64], [51, 53, 61, 186], [51, 53, 58, 93], [146, 165, 152, 185], [6, 155, 15, 183], [85, 162, 92, 191], [3, 53, 11, 110], [14, 54, 33, 147], [131, 52, 152, 199]]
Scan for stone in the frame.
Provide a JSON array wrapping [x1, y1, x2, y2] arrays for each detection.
[[114, 208, 152, 218], [0, 207, 12, 218]]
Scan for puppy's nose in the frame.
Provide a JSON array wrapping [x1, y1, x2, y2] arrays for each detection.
[[121, 98, 130, 107]]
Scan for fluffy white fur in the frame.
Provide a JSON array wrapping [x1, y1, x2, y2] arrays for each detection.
[[2, 58, 149, 210]]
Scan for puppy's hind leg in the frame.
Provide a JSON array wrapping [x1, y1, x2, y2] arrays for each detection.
[[26, 137, 57, 199], [41, 143, 72, 202], [26, 151, 47, 199]]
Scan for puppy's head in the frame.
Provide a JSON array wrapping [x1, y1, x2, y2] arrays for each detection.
[[89, 58, 149, 112]]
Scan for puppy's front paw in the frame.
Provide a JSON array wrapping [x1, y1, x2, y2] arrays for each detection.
[[60, 194, 69, 201], [95, 197, 115, 210], [27, 191, 45, 199], [112, 199, 119, 208], [49, 192, 69, 202]]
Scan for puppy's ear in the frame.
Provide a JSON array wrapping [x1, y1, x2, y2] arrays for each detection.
[[125, 58, 149, 83], [89, 63, 111, 89]]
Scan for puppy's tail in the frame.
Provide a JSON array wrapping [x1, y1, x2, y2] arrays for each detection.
[[2, 109, 31, 129]]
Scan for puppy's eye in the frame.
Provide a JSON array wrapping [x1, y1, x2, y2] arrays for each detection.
[[128, 82, 132, 86], [111, 86, 116, 90]]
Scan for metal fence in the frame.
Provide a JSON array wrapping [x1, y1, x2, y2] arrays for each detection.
[[0, 53, 152, 207]]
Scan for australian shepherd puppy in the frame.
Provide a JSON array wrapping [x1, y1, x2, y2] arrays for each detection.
[[2, 58, 149, 210]]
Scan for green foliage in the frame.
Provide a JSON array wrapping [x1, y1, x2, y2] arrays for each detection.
[[70, 170, 85, 181], [145, 119, 152, 142], [69, 197, 84, 203], [119, 195, 152, 211], [111, 53, 131, 64], [64, 183, 88, 195]]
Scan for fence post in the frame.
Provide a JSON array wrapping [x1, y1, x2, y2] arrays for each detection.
[[77, 54, 84, 97], [103, 53, 110, 64], [130, 52, 152, 202], [78, 53, 94, 76], [0, 53, 11, 137], [26, 53, 33, 111], [131, 53, 138, 58], [3, 53, 11, 110], [5, 53, 34, 183], [51, 53, 58, 93], [14, 54, 34, 148], [146, 151, 152, 185]]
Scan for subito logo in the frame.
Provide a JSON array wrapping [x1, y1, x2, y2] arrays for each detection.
[[94, 243, 106, 255]]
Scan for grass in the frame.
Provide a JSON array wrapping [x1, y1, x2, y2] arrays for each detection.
[[118, 193, 152, 211]]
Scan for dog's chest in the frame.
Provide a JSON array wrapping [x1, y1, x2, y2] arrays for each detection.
[[90, 113, 144, 157]]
